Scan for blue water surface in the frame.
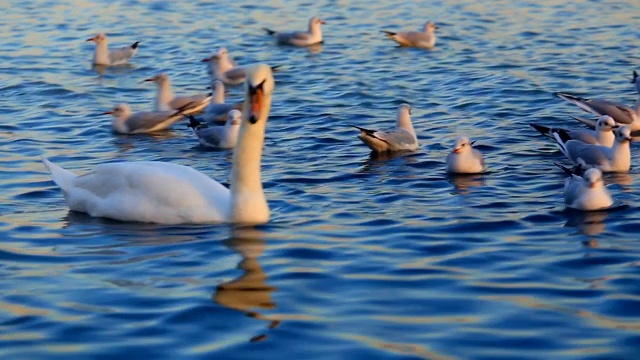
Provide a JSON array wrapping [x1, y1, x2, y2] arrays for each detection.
[[1, 0, 640, 359]]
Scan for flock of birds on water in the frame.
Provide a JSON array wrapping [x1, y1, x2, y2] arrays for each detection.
[[40, 17, 640, 225]]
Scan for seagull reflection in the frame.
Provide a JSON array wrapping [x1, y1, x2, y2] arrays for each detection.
[[307, 43, 323, 54], [605, 172, 634, 188], [564, 210, 609, 237], [358, 151, 419, 174], [213, 228, 279, 342], [91, 63, 135, 77], [448, 174, 485, 194]]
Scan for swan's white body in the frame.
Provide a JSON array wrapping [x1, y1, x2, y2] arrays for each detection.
[[43, 64, 274, 225]]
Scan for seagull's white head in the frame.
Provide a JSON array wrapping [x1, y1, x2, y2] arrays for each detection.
[[86, 33, 107, 44], [103, 103, 132, 119], [595, 115, 616, 132], [452, 136, 474, 154], [227, 110, 242, 126], [584, 168, 604, 189], [615, 125, 632, 143]]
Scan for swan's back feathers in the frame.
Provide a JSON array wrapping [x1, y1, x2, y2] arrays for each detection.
[[42, 156, 77, 192]]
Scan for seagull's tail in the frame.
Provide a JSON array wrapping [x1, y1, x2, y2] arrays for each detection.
[[570, 115, 598, 129], [271, 65, 283, 73], [42, 156, 76, 192], [554, 162, 574, 176], [174, 101, 197, 117], [186, 115, 202, 129], [552, 131, 571, 159], [631, 70, 638, 84], [529, 123, 552, 137], [131, 41, 140, 49], [263, 28, 276, 36], [381, 30, 396, 38], [554, 92, 598, 115], [349, 124, 375, 135]]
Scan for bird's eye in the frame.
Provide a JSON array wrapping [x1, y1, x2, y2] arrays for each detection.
[[461, 143, 466, 147]]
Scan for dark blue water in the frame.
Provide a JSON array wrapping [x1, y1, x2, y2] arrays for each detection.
[[1, 0, 640, 359]]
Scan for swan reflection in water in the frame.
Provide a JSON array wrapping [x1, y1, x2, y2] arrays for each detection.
[[213, 228, 280, 342]]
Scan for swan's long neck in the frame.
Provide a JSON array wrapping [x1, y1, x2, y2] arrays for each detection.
[[156, 80, 174, 111], [93, 42, 110, 64], [229, 96, 272, 223]]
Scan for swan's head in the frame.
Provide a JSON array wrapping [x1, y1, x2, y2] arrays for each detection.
[[103, 104, 132, 119], [595, 115, 616, 132], [245, 64, 275, 125], [452, 136, 475, 154], [309, 17, 325, 30], [584, 168, 604, 189], [615, 125, 632, 143], [86, 33, 107, 44], [423, 22, 438, 32], [143, 73, 170, 85], [227, 110, 242, 126]]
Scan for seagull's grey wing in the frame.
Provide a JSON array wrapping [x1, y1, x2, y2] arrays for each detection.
[[565, 141, 609, 166], [564, 175, 585, 205], [170, 94, 210, 110], [126, 111, 181, 132], [276, 31, 312, 43], [108, 46, 136, 65], [223, 68, 247, 83], [587, 99, 635, 124], [196, 126, 227, 147], [567, 129, 599, 144], [376, 128, 417, 149], [473, 149, 485, 169]]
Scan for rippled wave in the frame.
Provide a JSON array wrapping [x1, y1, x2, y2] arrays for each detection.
[[1, 0, 640, 359]]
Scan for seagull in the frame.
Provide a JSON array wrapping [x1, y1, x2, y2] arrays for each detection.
[[350, 104, 418, 152], [42, 64, 275, 225], [263, 17, 325, 47], [104, 103, 190, 134], [143, 73, 211, 115], [446, 136, 485, 174], [202, 48, 246, 86], [382, 21, 438, 49], [530, 115, 617, 147], [632, 70, 640, 94], [555, 90, 640, 131], [553, 125, 632, 172], [555, 163, 613, 211], [86, 33, 139, 66], [187, 110, 241, 149], [200, 80, 243, 123]]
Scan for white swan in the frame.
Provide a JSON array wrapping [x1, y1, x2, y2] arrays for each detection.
[[42, 64, 274, 225]]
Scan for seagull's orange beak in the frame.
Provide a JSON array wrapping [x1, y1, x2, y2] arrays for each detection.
[[86, 36, 96, 42], [103, 110, 114, 115], [201, 58, 211, 62], [320, 20, 326, 24], [452, 148, 460, 154]]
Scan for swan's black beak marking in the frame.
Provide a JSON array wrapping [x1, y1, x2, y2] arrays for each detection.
[[248, 79, 266, 124]]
